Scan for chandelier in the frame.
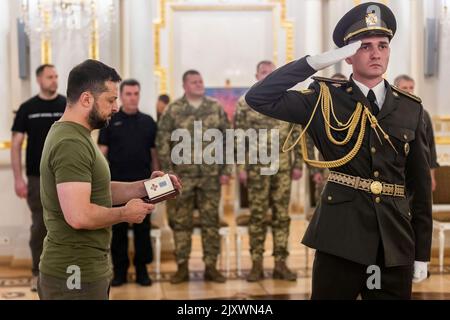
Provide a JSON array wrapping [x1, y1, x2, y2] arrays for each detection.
[[19, 0, 117, 61]]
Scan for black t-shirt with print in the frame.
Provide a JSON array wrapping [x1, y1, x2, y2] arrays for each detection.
[[11, 95, 66, 176]]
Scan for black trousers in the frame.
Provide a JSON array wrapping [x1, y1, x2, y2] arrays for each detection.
[[311, 247, 413, 300], [111, 215, 153, 277]]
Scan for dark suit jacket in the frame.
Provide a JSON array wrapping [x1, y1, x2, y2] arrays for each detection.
[[423, 109, 439, 169], [245, 57, 432, 267]]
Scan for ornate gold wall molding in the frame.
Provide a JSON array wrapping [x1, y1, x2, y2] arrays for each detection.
[[41, 8, 52, 64], [153, 0, 294, 95], [434, 116, 450, 145], [153, 0, 169, 94], [89, 1, 100, 60], [276, 0, 294, 62], [0, 141, 12, 150]]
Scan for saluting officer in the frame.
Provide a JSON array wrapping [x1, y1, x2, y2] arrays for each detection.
[[245, 2, 432, 300]]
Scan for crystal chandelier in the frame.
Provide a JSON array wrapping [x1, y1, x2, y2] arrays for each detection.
[[20, 0, 116, 33], [19, 0, 117, 61]]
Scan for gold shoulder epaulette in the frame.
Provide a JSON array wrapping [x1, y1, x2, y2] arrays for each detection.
[[391, 85, 422, 103], [311, 76, 348, 85], [298, 88, 315, 95]]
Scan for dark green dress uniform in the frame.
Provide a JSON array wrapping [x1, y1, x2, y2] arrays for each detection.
[[245, 2, 432, 299]]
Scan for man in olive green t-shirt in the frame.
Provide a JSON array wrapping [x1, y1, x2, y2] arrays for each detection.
[[38, 60, 181, 300]]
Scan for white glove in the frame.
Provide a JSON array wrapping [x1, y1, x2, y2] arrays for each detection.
[[412, 261, 428, 283], [306, 40, 362, 71]]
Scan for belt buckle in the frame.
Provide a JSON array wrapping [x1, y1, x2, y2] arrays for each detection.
[[370, 181, 383, 195]]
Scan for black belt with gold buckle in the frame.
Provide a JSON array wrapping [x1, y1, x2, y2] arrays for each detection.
[[328, 171, 405, 197]]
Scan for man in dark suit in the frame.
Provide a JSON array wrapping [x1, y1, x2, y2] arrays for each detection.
[[245, 2, 432, 299], [394, 74, 439, 191]]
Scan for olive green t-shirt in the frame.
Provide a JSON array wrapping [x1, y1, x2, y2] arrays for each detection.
[[39, 121, 113, 282]]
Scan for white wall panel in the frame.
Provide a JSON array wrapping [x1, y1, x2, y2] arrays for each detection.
[[171, 9, 274, 98]]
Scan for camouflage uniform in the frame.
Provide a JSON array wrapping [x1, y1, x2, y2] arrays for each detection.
[[156, 96, 231, 267], [234, 96, 303, 262]]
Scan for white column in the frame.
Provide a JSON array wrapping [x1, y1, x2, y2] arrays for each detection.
[[415, 0, 441, 115], [290, 0, 324, 87], [386, 0, 412, 83], [436, 0, 450, 116], [0, 1, 11, 142], [8, 0, 32, 122], [120, 0, 156, 118], [291, 0, 323, 58], [0, 1, 35, 264]]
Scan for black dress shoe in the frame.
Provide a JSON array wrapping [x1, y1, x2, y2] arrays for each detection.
[[136, 274, 152, 286], [111, 275, 127, 287], [136, 266, 152, 286]]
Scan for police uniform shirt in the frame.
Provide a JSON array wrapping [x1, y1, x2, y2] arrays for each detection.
[[98, 109, 157, 182]]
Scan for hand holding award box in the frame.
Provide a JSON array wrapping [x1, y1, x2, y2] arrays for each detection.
[[143, 173, 180, 204]]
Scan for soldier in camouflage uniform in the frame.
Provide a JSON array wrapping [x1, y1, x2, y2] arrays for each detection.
[[234, 61, 303, 281], [156, 70, 232, 284]]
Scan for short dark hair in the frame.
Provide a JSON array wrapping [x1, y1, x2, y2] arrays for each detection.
[[66, 59, 122, 104], [394, 74, 414, 87], [182, 70, 201, 83], [256, 60, 274, 72], [36, 64, 55, 77], [120, 79, 140, 93], [158, 94, 170, 105]]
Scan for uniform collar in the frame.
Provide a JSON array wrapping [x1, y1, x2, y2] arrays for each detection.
[[119, 108, 140, 118], [352, 77, 387, 109], [182, 95, 207, 110]]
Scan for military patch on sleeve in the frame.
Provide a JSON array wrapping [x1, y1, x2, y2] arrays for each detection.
[[391, 85, 422, 103]]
